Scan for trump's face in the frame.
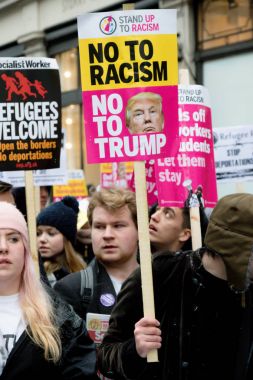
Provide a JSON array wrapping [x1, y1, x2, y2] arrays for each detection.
[[128, 98, 164, 134]]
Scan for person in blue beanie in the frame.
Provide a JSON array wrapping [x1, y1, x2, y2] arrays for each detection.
[[37, 196, 86, 287]]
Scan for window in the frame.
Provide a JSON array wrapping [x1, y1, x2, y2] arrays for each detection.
[[54, 48, 79, 91], [53, 48, 82, 169], [62, 104, 82, 169], [198, 0, 253, 50]]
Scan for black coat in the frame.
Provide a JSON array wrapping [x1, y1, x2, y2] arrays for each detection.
[[54, 259, 117, 320], [98, 250, 252, 380], [0, 287, 98, 380]]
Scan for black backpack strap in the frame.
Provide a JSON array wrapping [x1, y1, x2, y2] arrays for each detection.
[[80, 264, 94, 306]]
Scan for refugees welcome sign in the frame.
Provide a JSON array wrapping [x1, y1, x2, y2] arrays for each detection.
[[0, 57, 61, 171]]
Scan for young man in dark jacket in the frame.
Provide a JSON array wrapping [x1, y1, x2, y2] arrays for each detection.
[[54, 188, 140, 320], [54, 188, 195, 321], [98, 193, 253, 380]]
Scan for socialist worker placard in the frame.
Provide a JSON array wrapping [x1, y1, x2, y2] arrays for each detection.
[[0, 57, 61, 171], [78, 9, 178, 163]]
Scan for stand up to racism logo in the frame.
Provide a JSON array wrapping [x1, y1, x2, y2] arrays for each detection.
[[99, 16, 117, 35]]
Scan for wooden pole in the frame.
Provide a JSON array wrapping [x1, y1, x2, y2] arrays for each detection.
[[25, 171, 39, 275], [34, 185, 40, 215], [123, 3, 158, 363]]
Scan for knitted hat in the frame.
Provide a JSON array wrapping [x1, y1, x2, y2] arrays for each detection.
[[0, 201, 29, 251], [204, 193, 253, 291], [36, 196, 79, 245]]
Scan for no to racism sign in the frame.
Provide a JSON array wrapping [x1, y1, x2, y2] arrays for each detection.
[[78, 9, 178, 163]]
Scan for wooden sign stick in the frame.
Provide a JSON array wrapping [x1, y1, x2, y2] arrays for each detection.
[[34, 185, 40, 216], [25, 171, 39, 275], [123, 3, 158, 363]]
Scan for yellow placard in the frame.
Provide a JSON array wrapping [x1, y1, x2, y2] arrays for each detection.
[[53, 179, 88, 198], [79, 35, 177, 91]]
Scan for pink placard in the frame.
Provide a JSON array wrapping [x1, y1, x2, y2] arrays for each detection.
[[100, 162, 133, 189], [129, 159, 158, 206], [78, 9, 179, 164], [82, 86, 178, 163], [156, 85, 218, 208]]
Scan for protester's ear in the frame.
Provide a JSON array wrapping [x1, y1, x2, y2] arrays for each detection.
[[179, 228, 191, 243]]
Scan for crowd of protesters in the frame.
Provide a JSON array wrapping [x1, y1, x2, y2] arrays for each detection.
[[0, 179, 252, 379]]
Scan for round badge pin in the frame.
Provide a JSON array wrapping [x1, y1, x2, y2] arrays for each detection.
[[100, 293, 115, 307]]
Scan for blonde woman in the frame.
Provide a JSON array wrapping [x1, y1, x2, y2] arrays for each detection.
[[0, 201, 97, 379], [37, 196, 86, 287]]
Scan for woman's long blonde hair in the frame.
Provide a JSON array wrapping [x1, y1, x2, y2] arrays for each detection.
[[43, 238, 86, 275], [20, 239, 62, 363], [0, 201, 62, 363]]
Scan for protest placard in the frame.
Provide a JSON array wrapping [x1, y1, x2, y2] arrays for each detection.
[[78, 9, 178, 163], [86, 312, 110, 345], [0, 57, 61, 171], [86, 312, 111, 380], [156, 84, 218, 209], [0, 129, 67, 187], [0, 57, 61, 271], [53, 169, 88, 201], [129, 159, 158, 206], [214, 125, 253, 182], [78, 7, 178, 363], [100, 162, 133, 188]]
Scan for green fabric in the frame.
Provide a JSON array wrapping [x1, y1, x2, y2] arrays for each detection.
[[204, 193, 253, 291]]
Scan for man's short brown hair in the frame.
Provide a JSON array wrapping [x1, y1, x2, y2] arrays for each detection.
[[87, 187, 137, 229]]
